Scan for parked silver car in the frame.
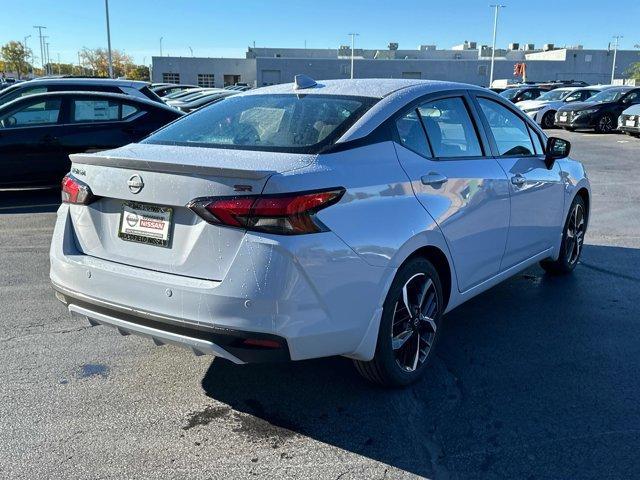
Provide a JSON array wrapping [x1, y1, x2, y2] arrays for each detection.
[[50, 78, 590, 386]]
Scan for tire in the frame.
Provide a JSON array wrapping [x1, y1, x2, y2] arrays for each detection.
[[595, 113, 615, 134], [540, 195, 587, 275], [354, 257, 444, 387], [542, 111, 556, 129]]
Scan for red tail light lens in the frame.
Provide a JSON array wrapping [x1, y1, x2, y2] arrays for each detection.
[[188, 188, 345, 235], [61, 174, 94, 205]]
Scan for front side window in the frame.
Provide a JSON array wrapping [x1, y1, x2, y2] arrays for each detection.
[[396, 110, 430, 157], [478, 98, 535, 156], [623, 92, 640, 104], [145, 94, 376, 153], [0, 98, 61, 128], [418, 97, 482, 158]]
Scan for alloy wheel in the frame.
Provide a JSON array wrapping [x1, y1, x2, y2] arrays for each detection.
[[598, 115, 613, 133], [565, 203, 585, 265], [391, 273, 439, 372]]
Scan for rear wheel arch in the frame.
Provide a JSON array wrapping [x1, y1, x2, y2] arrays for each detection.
[[402, 246, 452, 311]]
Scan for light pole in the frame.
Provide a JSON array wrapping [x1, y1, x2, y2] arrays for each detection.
[[611, 35, 623, 84], [489, 4, 506, 88], [105, 0, 114, 78], [159, 37, 163, 57], [33, 25, 46, 76], [348, 33, 359, 79], [45, 41, 51, 76], [188, 46, 193, 57]]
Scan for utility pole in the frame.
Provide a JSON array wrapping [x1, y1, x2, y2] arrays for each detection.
[[611, 35, 623, 84], [489, 4, 506, 88], [348, 33, 359, 79], [24, 35, 32, 77], [33, 25, 46, 76], [159, 37, 163, 57], [105, 0, 114, 78]]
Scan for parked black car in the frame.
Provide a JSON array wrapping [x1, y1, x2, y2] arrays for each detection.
[[0, 92, 182, 188], [555, 87, 640, 133], [0, 78, 163, 108], [499, 86, 550, 103], [151, 84, 199, 97]]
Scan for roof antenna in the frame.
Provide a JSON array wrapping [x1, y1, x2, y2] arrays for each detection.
[[294, 74, 317, 90]]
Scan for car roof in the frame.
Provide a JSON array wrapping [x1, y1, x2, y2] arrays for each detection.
[[26, 78, 149, 88], [244, 78, 480, 99], [0, 91, 180, 113]]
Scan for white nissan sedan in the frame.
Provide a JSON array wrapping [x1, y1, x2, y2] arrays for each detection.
[[50, 77, 590, 387]]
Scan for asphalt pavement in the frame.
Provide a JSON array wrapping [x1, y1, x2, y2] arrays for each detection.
[[1, 130, 639, 479]]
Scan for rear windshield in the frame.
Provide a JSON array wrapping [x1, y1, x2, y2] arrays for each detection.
[[144, 93, 377, 153]]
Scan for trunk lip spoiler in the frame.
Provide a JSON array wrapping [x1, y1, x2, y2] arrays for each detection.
[[69, 153, 277, 180]]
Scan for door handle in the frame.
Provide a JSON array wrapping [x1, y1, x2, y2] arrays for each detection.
[[421, 172, 448, 186], [511, 174, 526, 187]]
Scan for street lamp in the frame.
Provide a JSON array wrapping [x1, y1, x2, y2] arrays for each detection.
[[611, 35, 623, 84], [105, 0, 114, 78], [489, 4, 506, 88], [348, 33, 359, 79]]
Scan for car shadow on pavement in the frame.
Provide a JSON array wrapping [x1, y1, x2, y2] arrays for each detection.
[[202, 244, 640, 479], [0, 188, 60, 214]]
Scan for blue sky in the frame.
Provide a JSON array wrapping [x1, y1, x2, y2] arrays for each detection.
[[2, 0, 639, 65]]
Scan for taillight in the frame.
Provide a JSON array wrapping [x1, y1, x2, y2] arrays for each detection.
[[61, 174, 94, 205], [188, 188, 345, 235]]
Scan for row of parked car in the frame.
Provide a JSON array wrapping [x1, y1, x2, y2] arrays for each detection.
[[496, 81, 640, 136]]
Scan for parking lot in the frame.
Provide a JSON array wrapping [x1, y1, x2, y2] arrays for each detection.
[[1, 130, 639, 479]]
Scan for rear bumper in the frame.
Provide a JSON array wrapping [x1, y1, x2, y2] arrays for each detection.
[[52, 283, 289, 363], [50, 204, 390, 362]]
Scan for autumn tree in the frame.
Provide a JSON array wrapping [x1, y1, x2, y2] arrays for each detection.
[[79, 47, 133, 78], [626, 62, 640, 81], [1, 41, 32, 79]]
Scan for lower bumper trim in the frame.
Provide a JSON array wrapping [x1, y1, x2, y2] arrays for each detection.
[[54, 284, 291, 363]]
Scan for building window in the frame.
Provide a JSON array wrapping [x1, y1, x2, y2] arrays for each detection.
[[197, 74, 215, 87], [223, 74, 241, 87], [162, 73, 180, 84]]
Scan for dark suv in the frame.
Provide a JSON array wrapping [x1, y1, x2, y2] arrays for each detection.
[[0, 78, 162, 108]]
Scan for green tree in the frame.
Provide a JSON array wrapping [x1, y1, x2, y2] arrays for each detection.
[[127, 65, 150, 81], [625, 62, 640, 81], [0, 41, 32, 79]]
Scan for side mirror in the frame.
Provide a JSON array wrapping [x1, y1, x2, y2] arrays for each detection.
[[545, 137, 570, 168]]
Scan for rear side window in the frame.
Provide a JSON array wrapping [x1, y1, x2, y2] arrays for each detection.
[[418, 97, 482, 158], [144, 94, 377, 153], [478, 98, 535, 156], [71, 99, 141, 122], [72, 99, 120, 122], [396, 110, 431, 157]]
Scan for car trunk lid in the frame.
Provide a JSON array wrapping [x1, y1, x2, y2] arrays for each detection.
[[68, 143, 315, 281]]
